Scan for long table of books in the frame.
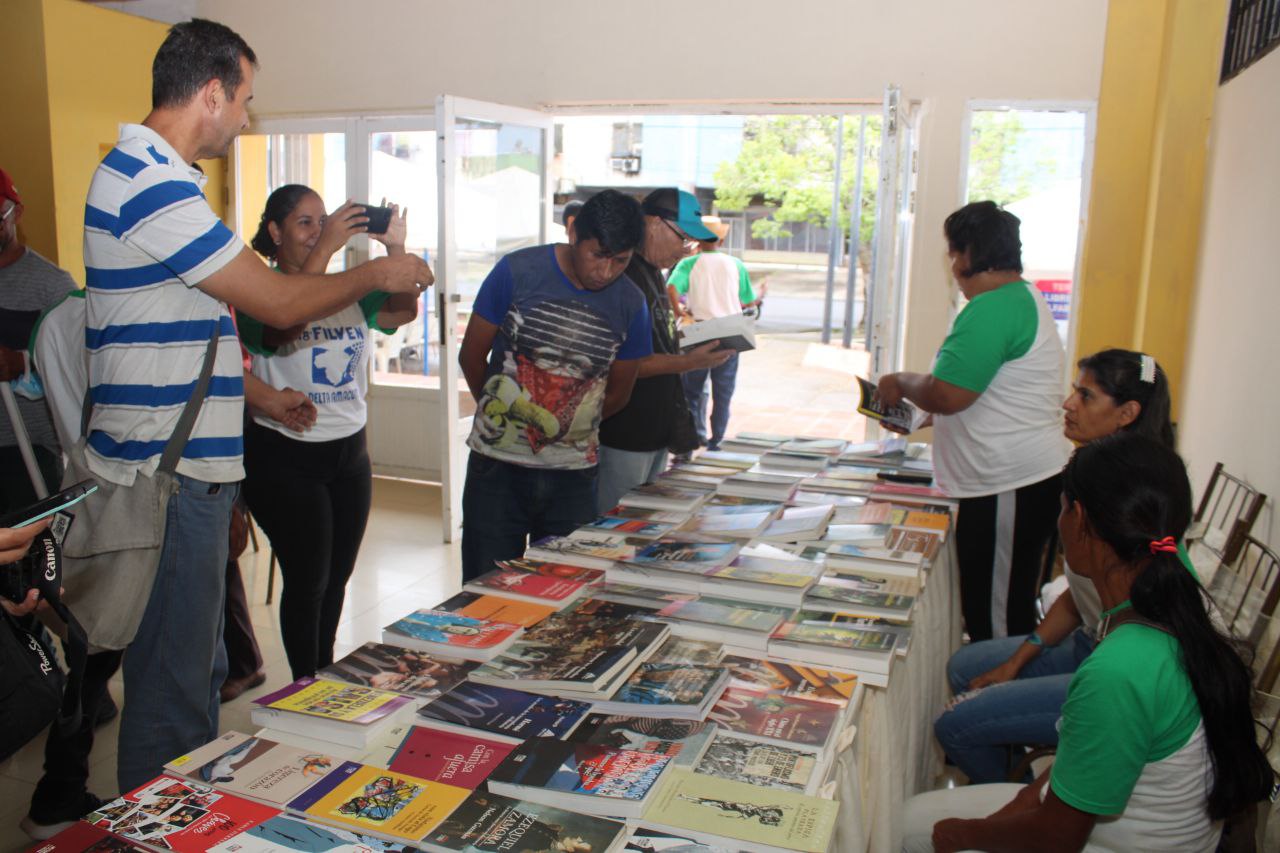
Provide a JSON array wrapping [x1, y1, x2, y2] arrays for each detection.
[[49, 435, 959, 853]]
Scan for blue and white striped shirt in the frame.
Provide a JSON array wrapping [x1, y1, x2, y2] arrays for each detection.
[[83, 124, 245, 486]]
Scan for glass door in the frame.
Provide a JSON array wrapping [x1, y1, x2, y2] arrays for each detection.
[[436, 95, 553, 541]]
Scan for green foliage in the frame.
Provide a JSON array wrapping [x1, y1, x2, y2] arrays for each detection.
[[965, 111, 1062, 207], [713, 115, 882, 250]]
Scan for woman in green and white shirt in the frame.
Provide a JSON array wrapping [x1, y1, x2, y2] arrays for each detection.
[[902, 434, 1273, 852]]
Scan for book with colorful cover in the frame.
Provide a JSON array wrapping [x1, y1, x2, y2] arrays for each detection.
[[286, 763, 468, 844], [421, 790, 626, 853], [708, 688, 840, 750], [385, 725, 515, 790], [382, 610, 523, 661], [416, 683, 590, 740], [823, 565, 921, 596], [824, 542, 924, 578], [694, 732, 820, 794], [250, 678, 417, 748], [468, 639, 639, 694], [805, 578, 916, 618], [654, 599, 785, 644], [870, 480, 951, 501], [208, 814, 427, 853], [697, 560, 818, 607], [885, 525, 945, 559], [647, 635, 725, 665], [593, 663, 730, 720], [27, 821, 147, 853], [720, 655, 858, 705], [587, 583, 694, 611], [430, 591, 555, 629], [486, 741, 672, 818], [768, 618, 900, 684], [463, 566, 592, 606], [165, 731, 340, 809], [756, 505, 833, 542], [616, 482, 710, 513], [519, 599, 671, 662], [676, 510, 775, 539], [606, 505, 693, 523], [639, 769, 838, 853], [318, 642, 476, 702], [577, 515, 681, 539], [85, 775, 277, 853], [627, 538, 741, 572], [567, 714, 717, 769], [494, 556, 605, 583]]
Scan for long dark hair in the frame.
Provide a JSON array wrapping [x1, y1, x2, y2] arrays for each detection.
[[1062, 434, 1274, 820], [250, 184, 315, 261], [1077, 348, 1175, 448]]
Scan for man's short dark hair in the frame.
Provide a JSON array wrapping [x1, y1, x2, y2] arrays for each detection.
[[152, 18, 258, 110], [943, 200, 1023, 277], [572, 190, 644, 256]]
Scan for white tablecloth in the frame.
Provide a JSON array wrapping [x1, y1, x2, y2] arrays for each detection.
[[838, 538, 963, 853]]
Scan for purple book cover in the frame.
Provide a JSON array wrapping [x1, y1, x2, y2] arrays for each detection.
[[253, 677, 414, 725]]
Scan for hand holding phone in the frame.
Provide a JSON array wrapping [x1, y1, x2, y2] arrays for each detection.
[[0, 480, 98, 529], [360, 204, 393, 235]]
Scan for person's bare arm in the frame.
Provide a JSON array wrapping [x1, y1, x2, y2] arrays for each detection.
[[602, 359, 641, 419], [243, 372, 317, 433], [459, 314, 501, 401], [198, 247, 432, 329], [635, 342, 730, 378], [932, 780, 1096, 853], [877, 371, 980, 415], [371, 205, 421, 330]]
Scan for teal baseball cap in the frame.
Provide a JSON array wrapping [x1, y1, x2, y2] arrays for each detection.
[[641, 188, 718, 241]]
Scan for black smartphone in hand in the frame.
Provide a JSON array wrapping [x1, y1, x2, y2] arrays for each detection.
[[360, 204, 393, 235], [0, 479, 98, 529]]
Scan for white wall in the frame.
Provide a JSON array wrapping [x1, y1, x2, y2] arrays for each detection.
[[199, 0, 1108, 373], [1179, 47, 1280, 550]]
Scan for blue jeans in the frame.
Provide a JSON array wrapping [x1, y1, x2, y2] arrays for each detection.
[[596, 446, 668, 515], [118, 475, 236, 792], [681, 351, 739, 449], [934, 627, 1095, 783], [461, 452, 597, 582]]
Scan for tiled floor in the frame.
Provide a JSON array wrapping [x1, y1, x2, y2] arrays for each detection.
[[0, 478, 458, 852], [0, 330, 872, 850]]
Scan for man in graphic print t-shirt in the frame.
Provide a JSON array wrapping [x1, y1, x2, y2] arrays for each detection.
[[458, 190, 652, 580]]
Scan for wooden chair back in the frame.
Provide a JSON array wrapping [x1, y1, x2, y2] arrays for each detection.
[[1191, 463, 1266, 565]]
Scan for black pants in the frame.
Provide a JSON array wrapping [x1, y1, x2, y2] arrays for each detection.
[[30, 649, 123, 815], [954, 472, 1062, 642], [243, 422, 372, 681]]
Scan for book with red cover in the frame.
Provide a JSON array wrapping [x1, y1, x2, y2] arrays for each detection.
[[707, 688, 841, 751], [386, 725, 515, 789], [464, 566, 590, 604], [27, 821, 146, 853], [83, 775, 277, 853]]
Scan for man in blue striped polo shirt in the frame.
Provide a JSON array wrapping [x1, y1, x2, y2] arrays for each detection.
[[75, 19, 433, 803]]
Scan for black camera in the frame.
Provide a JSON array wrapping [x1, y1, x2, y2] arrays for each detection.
[[2, 537, 56, 604]]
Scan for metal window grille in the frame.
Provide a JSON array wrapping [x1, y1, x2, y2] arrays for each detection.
[[1221, 0, 1280, 83]]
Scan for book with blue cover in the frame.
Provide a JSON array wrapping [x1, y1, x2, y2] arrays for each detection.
[[486, 740, 672, 818], [416, 683, 590, 740]]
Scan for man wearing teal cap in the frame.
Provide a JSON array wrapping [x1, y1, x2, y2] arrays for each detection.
[[596, 189, 731, 513]]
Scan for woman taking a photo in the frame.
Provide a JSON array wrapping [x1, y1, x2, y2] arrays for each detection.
[[241, 186, 420, 680], [877, 201, 1071, 641], [935, 349, 1178, 783], [903, 433, 1273, 852]]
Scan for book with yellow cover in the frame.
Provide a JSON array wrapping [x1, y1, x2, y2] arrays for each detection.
[[287, 761, 469, 844], [251, 678, 417, 748]]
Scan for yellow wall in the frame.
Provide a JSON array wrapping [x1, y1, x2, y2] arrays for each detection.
[[1072, 0, 1228, 406], [5, 0, 231, 283], [3, 0, 57, 260]]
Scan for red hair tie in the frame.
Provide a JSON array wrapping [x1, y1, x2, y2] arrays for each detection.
[[1149, 536, 1178, 555]]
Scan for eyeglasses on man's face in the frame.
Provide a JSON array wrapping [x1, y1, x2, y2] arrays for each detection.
[[660, 217, 697, 248]]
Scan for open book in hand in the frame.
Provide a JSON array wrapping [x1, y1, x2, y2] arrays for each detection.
[[678, 313, 756, 352], [856, 376, 929, 433]]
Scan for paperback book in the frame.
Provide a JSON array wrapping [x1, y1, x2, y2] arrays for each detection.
[[463, 563, 595, 606], [486, 740, 672, 818], [468, 638, 640, 696], [756, 505, 834, 543], [824, 542, 925, 578], [720, 655, 859, 705], [567, 714, 717, 768], [885, 525, 945, 560], [526, 534, 636, 570], [416, 682, 591, 740], [624, 538, 741, 573], [420, 790, 626, 853], [616, 482, 710, 513], [778, 437, 847, 457], [697, 559, 817, 607], [755, 451, 830, 474], [694, 450, 760, 470], [639, 769, 838, 853], [208, 814, 426, 853], [286, 762, 468, 844], [652, 598, 785, 650], [622, 828, 736, 853], [648, 635, 725, 665], [677, 312, 756, 353], [593, 662, 730, 720], [165, 731, 340, 809], [386, 725, 515, 790], [250, 678, 418, 749], [677, 509, 775, 539], [85, 776, 277, 853], [694, 732, 820, 794], [768, 618, 900, 685], [318, 642, 476, 702], [430, 591, 555, 629], [27, 822, 147, 853], [576, 515, 681, 540], [708, 688, 840, 751], [381, 610, 523, 661], [715, 471, 802, 502], [855, 376, 929, 433], [804, 578, 916, 620]]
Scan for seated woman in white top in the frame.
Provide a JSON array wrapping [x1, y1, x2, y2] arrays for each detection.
[[903, 434, 1273, 852]]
